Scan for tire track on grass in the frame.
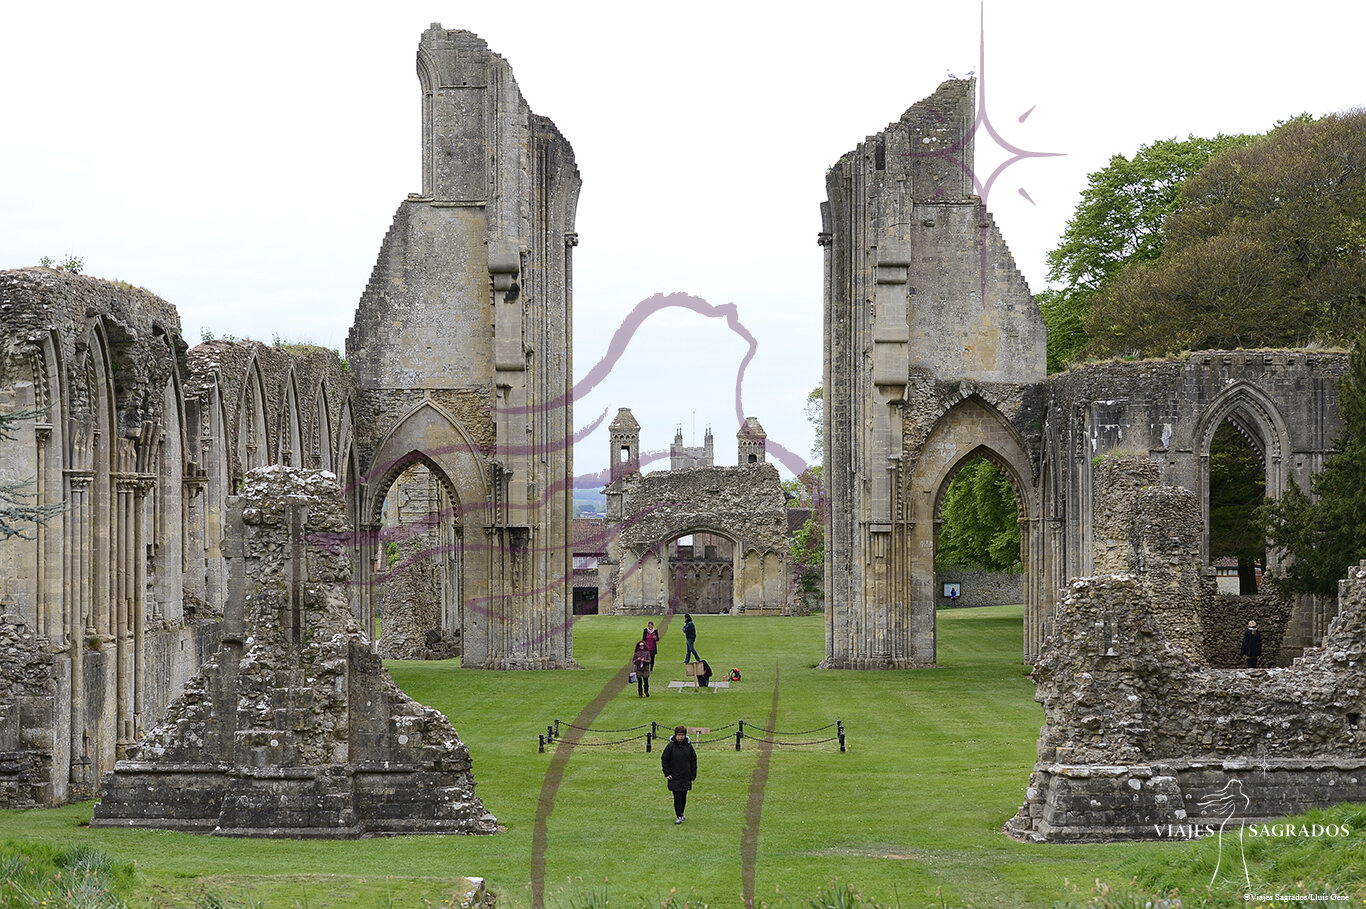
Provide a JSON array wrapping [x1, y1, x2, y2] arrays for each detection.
[[741, 665, 780, 909]]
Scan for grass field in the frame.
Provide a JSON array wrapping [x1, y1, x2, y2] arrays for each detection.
[[1, 607, 1362, 908]]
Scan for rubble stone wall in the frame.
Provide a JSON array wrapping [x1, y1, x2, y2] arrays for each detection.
[[1007, 567, 1366, 842], [935, 567, 1022, 607], [600, 463, 792, 615], [93, 467, 497, 836]]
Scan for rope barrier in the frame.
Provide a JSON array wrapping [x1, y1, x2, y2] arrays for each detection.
[[740, 735, 842, 747], [737, 721, 837, 736], [540, 719, 846, 752], [553, 732, 651, 747], [555, 720, 652, 734]]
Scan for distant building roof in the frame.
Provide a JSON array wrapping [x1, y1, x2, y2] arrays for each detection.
[[573, 518, 609, 555]]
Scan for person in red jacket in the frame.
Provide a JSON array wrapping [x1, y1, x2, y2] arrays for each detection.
[[643, 621, 660, 671]]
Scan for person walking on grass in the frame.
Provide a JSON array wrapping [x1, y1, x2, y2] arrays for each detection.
[[643, 621, 659, 671], [632, 639, 652, 697], [661, 724, 697, 823], [683, 613, 700, 662]]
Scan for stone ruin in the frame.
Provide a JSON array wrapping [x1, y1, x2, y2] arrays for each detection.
[[2, 18, 1364, 824], [1008, 460, 1366, 842], [92, 467, 497, 836], [596, 409, 794, 615], [0, 24, 577, 808]]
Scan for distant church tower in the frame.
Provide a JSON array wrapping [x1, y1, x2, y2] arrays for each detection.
[[737, 417, 767, 464], [670, 424, 714, 470]]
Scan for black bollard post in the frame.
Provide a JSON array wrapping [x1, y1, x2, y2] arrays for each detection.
[[539, 734, 545, 753], [838, 720, 845, 752], [547, 723, 554, 743], [555, 719, 561, 738], [735, 728, 742, 751], [652, 721, 658, 737], [646, 731, 652, 752]]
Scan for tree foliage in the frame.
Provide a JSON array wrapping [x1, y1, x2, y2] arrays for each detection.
[[936, 458, 1021, 572], [0, 408, 64, 539], [1088, 111, 1366, 357], [1262, 331, 1366, 598], [1208, 421, 1266, 593], [804, 384, 823, 462], [1041, 132, 1256, 371], [786, 465, 825, 609]]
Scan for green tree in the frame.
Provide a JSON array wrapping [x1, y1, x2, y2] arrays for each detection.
[[1041, 132, 1257, 371], [1208, 422, 1266, 594], [1262, 330, 1366, 598], [804, 384, 822, 462], [0, 408, 64, 539], [785, 464, 825, 609], [936, 458, 1020, 572], [1088, 111, 1366, 357]]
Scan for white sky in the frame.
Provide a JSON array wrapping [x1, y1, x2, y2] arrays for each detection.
[[3, 1, 1362, 484]]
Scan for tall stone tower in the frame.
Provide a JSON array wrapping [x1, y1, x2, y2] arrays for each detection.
[[346, 26, 580, 668], [670, 424, 714, 470]]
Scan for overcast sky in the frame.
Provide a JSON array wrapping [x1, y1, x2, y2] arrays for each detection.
[[3, 1, 1361, 484]]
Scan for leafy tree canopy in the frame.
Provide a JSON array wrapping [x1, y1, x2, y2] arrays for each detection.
[[1262, 330, 1366, 598], [1088, 111, 1366, 358], [936, 458, 1021, 573], [1041, 132, 1257, 371]]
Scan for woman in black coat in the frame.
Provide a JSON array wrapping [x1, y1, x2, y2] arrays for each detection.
[[661, 724, 697, 824], [1240, 620, 1263, 668]]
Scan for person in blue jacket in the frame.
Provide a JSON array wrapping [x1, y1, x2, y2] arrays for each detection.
[[683, 613, 700, 662]]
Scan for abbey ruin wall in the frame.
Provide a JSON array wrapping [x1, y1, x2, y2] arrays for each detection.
[[0, 268, 356, 808]]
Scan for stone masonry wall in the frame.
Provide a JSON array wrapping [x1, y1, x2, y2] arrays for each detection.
[[93, 467, 497, 836], [1200, 593, 1294, 668], [1092, 458, 1210, 662], [935, 567, 1023, 607], [0, 609, 56, 807], [1007, 566, 1366, 842]]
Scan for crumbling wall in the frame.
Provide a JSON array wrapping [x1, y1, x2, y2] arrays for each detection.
[[93, 467, 497, 836], [1007, 565, 1366, 842], [0, 611, 56, 807], [600, 463, 792, 616], [1091, 457, 1211, 662]]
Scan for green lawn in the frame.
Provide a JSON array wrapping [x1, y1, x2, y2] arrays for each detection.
[[1, 608, 1361, 908]]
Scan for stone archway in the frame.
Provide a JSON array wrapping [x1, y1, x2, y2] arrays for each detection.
[[906, 397, 1042, 664]]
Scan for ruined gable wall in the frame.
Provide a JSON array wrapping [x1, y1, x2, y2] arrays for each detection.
[[823, 78, 1047, 667], [343, 27, 578, 668]]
